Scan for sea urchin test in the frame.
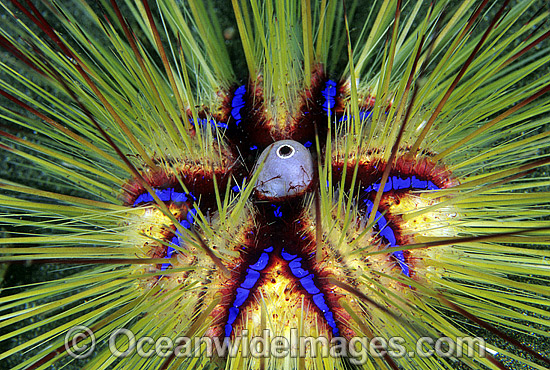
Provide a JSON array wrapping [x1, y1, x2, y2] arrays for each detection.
[[253, 140, 314, 200]]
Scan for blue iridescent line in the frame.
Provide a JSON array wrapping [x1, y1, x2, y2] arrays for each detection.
[[159, 209, 197, 271], [133, 188, 196, 207], [189, 117, 228, 129], [231, 85, 246, 126], [321, 80, 337, 114], [281, 248, 340, 336], [132, 188, 197, 271], [225, 246, 274, 338], [271, 204, 283, 218], [363, 199, 408, 276], [231, 177, 248, 194], [362, 176, 440, 277], [339, 111, 372, 122], [364, 175, 439, 193], [321, 80, 373, 122]]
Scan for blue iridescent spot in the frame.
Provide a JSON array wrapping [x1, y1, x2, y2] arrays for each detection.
[[392, 176, 410, 189], [364, 176, 440, 194], [321, 80, 337, 113], [189, 117, 228, 129], [288, 257, 300, 266], [231, 85, 246, 126], [324, 312, 339, 336], [133, 188, 196, 207], [392, 250, 410, 277], [364, 199, 374, 211], [383, 178, 392, 192], [312, 293, 328, 313], [410, 175, 425, 188], [311, 293, 339, 334], [187, 208, 197, 225], [166, 246, 176, 257], [360, 110, 372, 121], [281, 249, 298, 261], [379, 227, 396, 245], [273, 206, 282, 218], [289, 258, 309, 278], [304, 141, 312, 148], [234, 288, 250, 307], [249, 249, 271, 271], [171, 192, 188, 202], [160, 245, 178, 271], [241, 269, 261, 289], [369, 179, 397, 192], [224, 324, 233, 338], [339, 110, 372, 122], [427, 181, 438, 190], [133, 192, 153, 206], [376, 213, 387, 229], [232, 177, 248, 193], [364, 200, 391, 233], [300, 274, 321, 295], [232, 85, 246, 105], [227, 307, 239, 325], [231, 108, 242, 121], [156, 188, 171, 201]]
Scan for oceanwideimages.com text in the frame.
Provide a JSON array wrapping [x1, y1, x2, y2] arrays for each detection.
[[65, 326, 487, 364]]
